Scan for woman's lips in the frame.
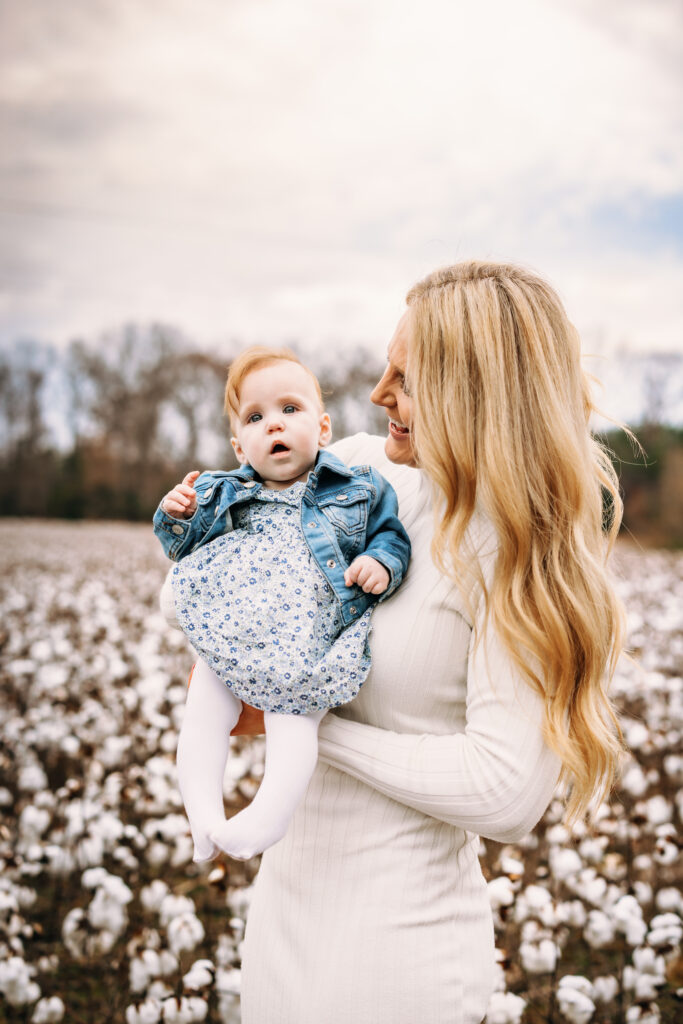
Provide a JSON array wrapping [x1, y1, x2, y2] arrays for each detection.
[[388, 418, 410, 439]]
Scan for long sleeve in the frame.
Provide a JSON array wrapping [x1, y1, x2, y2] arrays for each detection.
[[318, 618, 560, 843]]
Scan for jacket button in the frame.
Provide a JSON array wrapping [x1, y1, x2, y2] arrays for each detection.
[[214, 507, 219, 516], [172, 524, 184, 535], [307, 522, 317, 529], [349, 605, 357, 615], [326, 558, 336, 568], [243, 481, 256, 488], [337, 493, 348, 500]]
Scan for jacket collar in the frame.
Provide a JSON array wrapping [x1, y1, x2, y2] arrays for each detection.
[[312, 449, 355, 480]]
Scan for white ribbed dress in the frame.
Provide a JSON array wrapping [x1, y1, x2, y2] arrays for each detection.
[[240, 434, 561, 1024]]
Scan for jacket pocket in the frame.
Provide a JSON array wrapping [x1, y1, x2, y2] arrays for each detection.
[[317, 488, 368, 536]]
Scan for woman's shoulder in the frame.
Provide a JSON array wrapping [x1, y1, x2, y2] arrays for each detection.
[[327, 433, 428, 525]]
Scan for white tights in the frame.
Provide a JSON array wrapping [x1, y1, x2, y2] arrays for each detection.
[[177, 659, 326, 862]]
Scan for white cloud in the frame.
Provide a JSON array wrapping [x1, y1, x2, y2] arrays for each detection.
[[0, 0, 681, 363]]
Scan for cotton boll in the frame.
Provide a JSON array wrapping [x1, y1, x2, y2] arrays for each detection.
[[550, 848, 582, 882], [182, 959, 214, 990], [76, 834, 105, 869], [146, 842, 169, 868], [18, 762, 48, 794], [488, 877, 516, 911], [125, 998, 162, 1024], [141, 881, 170, 914], [625, 1004, 661, 1023], [161, 995, 206, 1023], [655, 888, 683, 914], [214, 967, 241, 995], [578, 836, 608, 864], [584, 910, 616, 949], [170, 835, 194, 868], [556, 901, 588, 928], [61, 907, 88, 959], [18, 806, 51, 840], [0, 956, 41, 1007], [167, 913, 205, 955], [634, 973, 663, 1000], [621, 764, 649, 797], [31, 996, 65, 1023], [592, 975, 619, 1003], [159, 895, 196, 927], [546, 824, 571, 845], [653, 837, 678, 866], [641, 795, 673, 828], [519, 938, 558, 973], [485, 991, 526, 1024], [514, 884, 553, 924], [633, 882, 653, 907], [647, 912, 682, 949], [663, 754, 683, 781], [113, 846, 139, 871], [556, 988, 595, 1024]]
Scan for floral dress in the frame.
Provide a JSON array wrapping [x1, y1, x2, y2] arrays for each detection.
[[171, 480, 373, 714]]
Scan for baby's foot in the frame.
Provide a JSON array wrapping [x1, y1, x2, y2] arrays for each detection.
[[210, 805, 290, 862]]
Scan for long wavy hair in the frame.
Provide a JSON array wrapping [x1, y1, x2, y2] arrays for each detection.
[[406, 261, 625, 822]]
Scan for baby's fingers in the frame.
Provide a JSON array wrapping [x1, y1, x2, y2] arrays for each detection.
[[344, 564, 360, 587]]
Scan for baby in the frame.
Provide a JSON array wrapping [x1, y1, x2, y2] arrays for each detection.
[[154, 346, 411, 861]]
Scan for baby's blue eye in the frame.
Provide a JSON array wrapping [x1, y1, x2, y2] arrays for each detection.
[[283, 404, 297, 414], [247, 412, 262, 423]]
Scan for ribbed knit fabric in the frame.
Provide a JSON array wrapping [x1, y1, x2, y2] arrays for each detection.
[[240, 434, 561, 1024]]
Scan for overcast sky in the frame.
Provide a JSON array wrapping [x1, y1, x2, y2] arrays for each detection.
[[1, 0, 682, 368]]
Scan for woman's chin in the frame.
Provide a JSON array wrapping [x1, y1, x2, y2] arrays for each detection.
[[384, 433, 417, 467]]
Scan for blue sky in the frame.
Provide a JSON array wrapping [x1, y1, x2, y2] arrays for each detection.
[[0, 0, 681, 378]]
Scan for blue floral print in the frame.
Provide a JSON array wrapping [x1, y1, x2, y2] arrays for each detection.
[[171, 481, 372, 714]]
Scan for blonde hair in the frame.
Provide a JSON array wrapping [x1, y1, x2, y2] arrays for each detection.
[[406, 261, 625, 822], [224, 346, 324, 429]]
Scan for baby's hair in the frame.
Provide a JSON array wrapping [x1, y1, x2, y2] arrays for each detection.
[[224, 346, 325, 429]]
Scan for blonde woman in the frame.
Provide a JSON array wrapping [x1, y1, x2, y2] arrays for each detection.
[[236, 262, 624, 1024]]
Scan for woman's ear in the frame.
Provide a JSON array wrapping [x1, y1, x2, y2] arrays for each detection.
[[318, 412, 332, 448], [231, 437, 248, 464]]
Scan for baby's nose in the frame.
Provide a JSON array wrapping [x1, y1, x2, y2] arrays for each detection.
[[266, 416, 284, 431]]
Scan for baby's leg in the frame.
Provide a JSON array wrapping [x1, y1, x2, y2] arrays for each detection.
[[210, 709, 326, 861], [177, 659, 242, 862]]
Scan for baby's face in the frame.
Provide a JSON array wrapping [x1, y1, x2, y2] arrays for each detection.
[[232, 362, 331, 489]]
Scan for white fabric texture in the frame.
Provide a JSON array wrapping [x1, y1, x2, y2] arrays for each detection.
[[240, 433, 561, 1024]]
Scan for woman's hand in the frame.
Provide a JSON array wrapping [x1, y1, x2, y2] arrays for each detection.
[[231, 702, 266, 736]]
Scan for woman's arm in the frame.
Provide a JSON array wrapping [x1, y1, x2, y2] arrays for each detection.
[[317, 610, 561, 844]]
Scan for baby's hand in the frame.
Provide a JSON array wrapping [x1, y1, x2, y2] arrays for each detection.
[[161, 470, 201, 519], [344, 556, 390, 595]]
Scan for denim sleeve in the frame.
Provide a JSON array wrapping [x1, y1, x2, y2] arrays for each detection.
[[152, 503, 203, 561], [361, 469, 411, 598]]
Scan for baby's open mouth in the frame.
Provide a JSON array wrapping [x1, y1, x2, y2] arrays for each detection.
[[271, 442, 290, 454]]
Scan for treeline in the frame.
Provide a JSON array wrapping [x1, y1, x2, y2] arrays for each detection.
[[2, 327, 682, 546], [1, 326, 386, 522]]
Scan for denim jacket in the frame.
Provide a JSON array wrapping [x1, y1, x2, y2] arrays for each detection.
[[153, 450, 411, 627]]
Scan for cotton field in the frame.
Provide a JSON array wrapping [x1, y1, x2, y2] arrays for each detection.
[[0, 522, 680, 1023]]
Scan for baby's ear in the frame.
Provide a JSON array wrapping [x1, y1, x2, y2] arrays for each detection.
[[231, 437, 248, 464], [318, 412, 332, 448]]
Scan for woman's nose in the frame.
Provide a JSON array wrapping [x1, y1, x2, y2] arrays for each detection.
[[370, 368, 391, 408]]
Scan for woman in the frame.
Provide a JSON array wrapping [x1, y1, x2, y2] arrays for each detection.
[[237, 261, 625, 1024]]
